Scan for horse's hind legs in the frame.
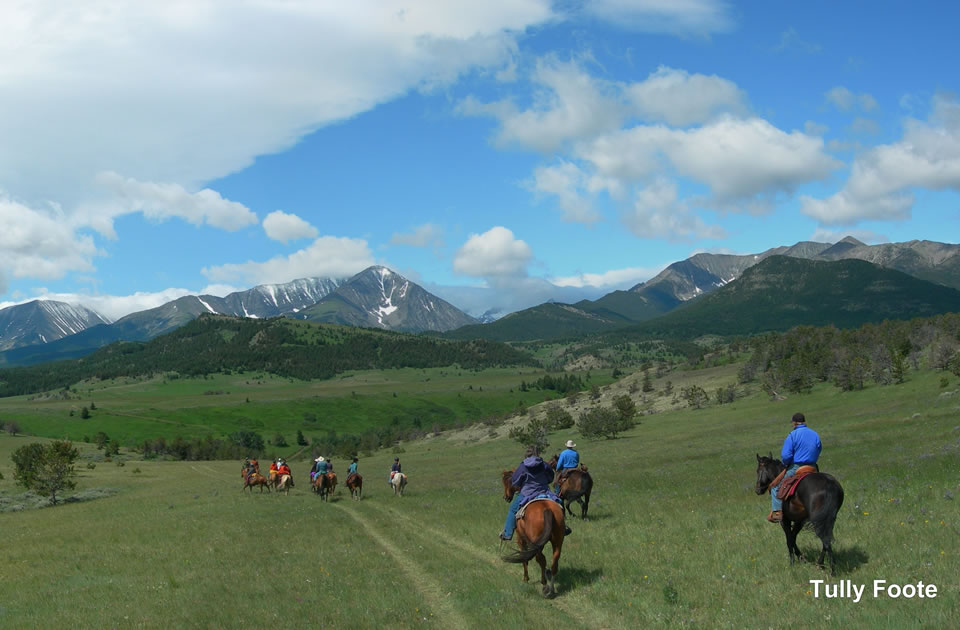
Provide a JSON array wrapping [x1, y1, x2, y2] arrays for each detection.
[[543, 569, 555, 598]]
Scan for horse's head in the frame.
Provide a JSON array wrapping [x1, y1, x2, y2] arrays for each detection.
[[502, 469, 516, 502], [755, 453, 783, 495], [547, 454, 559, 469]]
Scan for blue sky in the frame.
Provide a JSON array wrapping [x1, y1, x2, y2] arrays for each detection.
[[2, 1, 959, 320]]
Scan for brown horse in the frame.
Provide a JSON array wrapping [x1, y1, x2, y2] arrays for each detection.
[[346, 473, 363, 500], [548, 456, 593, 520], [755, 454, 845, 575], [325, 472, 338, 499], [242, 472, 271, 493], [313, 472, 331, 501], [501, 470, 565, 598]]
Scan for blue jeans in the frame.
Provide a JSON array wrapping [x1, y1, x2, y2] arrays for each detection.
[[503, 494, 522, 538], [771, 464, 800, 511]]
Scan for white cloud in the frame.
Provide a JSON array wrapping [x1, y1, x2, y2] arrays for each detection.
[[550, 265, 665, 288], [825, 86, 878, 113], [203, 236, 375, 286], [262, 210, 318, 243], [804, 121, 828, 136], [621, 177, 726, 240], [528, 162, 603, 223], [453, 226, 532, 277], [85, 172, 259, 237], [802, 94, 960, 225], [850, 117, 879, 135], [579, 117, 839, 204], [773, 27, 821, 54], [390, 223, 444, 248], [626, 66, 748, 126], [859, 93, 878, 112], [583, 0, 734, 35], [0, 196, 101, 281]]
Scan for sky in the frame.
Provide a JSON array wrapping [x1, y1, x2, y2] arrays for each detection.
[[2, 1, 960, 321]]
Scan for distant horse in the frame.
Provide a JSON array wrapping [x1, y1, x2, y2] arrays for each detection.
[[242, 472, 272, 493], [390, 472, 407, 496], [755, 454, 845, 575], [276, 474, 293, 495], [501, 470, 565, 598], [313, 472, 331, 501], [548, 455, 593, 520], [325, 472, 338, 499], [346, 473, 363, 501]]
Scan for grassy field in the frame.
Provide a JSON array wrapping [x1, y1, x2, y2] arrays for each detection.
[[0, 367, 957, 628], [0, 366, 619, 450]]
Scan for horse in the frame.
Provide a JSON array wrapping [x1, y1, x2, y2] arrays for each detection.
[[501, 470, 565, 598], [346, 473, 363, 500], [242, 472, 272, 493], [276, 474, 293, 495], [390, 472, 407, 496], [325, 472, 338, 499], [313, 472, 331, 501], [755, 454, 845, 575], [548, 455, 593, 520]]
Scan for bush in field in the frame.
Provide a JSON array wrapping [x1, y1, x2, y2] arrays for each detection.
[[508, 416, 550, 453], [577, 405, 635, 440], [273, 433, 288, 447], [544, 404, 574, 430], [4, 421, 21, 436], [12, 441, 79, 506]]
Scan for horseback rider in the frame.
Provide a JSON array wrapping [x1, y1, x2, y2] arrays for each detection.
[[389, 457, 401, 486], [499, 446, 572, 542], [277, 458, 293, 486], [554, 439, 580, 492], [312, 456, 329, 481], [243, 457, 257, 479], [768, 412, 821, 523], [268, 458, 279, 483], [347, 457, 359, 483]]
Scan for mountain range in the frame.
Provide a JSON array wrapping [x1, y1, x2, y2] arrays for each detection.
[[1, 237, 959, 365]]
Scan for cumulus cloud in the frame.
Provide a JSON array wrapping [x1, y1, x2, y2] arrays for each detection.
[[262, 210, 318, 243], [825, 86, 878, 113], [0, 196, 101, 280], [621, 178, 726, 240], [550, 264, 665, 288], [528, 162, 604, 223], [390, 223, 444, 248], [203, 236, 375, 286], [583, 0, 734, 36], [626, 66, 748, 126], [453, 226, 532, 277], [802, 94, 960, 225], [82, 172, 259, 238]]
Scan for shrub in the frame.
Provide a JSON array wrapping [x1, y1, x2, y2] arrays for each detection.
[[577, 406, 634, 440], [11, 441, 79, 505], [86, 462, 96, 470], [544, 404, 574, 430]]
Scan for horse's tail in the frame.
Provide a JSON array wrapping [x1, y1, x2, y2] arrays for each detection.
[[809, 476, 844, 546], [502, 505, 555, 564]]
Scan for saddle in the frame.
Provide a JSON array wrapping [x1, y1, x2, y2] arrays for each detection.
[[775, 465, 819, 501], [516, 495, 562, 520]]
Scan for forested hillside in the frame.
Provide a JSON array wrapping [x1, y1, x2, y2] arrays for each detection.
[[0, 315, 536, 397]]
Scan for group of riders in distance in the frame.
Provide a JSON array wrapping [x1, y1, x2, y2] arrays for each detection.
[[240, 454, 402, 501], [238, 410, 843, 597]]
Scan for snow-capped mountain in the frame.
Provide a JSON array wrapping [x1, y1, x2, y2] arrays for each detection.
[[299, 266, 478, 332], [0, 300, 110, 351]]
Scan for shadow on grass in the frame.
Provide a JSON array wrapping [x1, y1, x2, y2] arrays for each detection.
[[566, 510, 613, 522], [559, 566, 604, 593], [799, 545, 869, 574]]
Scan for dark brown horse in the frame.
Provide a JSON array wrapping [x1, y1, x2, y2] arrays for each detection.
[[548, 455, 593, 520], [755, 454, 844, 575], [501, 470, 565, 598], [346, 473, 363, 500], [313, 472, 332, 501], [242, 472, 271, 493]]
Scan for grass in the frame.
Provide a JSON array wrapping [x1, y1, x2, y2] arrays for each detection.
[[0, 367, 957, 628]]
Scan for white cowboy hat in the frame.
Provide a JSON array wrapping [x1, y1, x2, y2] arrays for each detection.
[[317, 456, 325, 462], [565, 440, 577, 448]]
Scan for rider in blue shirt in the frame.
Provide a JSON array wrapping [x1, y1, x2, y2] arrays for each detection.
[[769, 412, 822, 523], [554, 440, 579, 492]]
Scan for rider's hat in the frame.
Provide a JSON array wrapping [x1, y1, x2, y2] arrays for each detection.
[[565, 440, 577, 448], [316, 456, 325, 462]]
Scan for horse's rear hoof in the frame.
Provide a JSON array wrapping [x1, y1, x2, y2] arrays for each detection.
[[542, 584, 553, 598]]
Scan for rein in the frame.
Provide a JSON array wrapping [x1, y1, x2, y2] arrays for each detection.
[[764, 468, 786, 494]]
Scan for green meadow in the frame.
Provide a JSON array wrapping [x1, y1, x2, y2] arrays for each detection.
[[0, 365, 957, 628]]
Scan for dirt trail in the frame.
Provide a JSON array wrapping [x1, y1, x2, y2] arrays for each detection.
[[332, 502, 470, 629], [362, 502, 606, 629]]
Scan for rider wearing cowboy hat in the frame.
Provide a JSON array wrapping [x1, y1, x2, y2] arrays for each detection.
[[312, 456, 328, 481], [554, 439, 579, 492]]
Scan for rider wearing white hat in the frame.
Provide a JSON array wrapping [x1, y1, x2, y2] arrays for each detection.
[[554, 440, 579, 492]]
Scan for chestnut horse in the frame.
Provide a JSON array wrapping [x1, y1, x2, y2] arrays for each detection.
[[325, 472, 338, 499], [242, 472, 272, 493], [755, 454, 844, 575], [548, 455, 593, 520], [313, 472, 331, 501], [346, 473, 363, 500], [501, 470, 565, 598]]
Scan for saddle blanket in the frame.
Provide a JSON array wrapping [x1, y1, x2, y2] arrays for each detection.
[[776, 465, 818, 501], [516, 494, 562, 520]]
